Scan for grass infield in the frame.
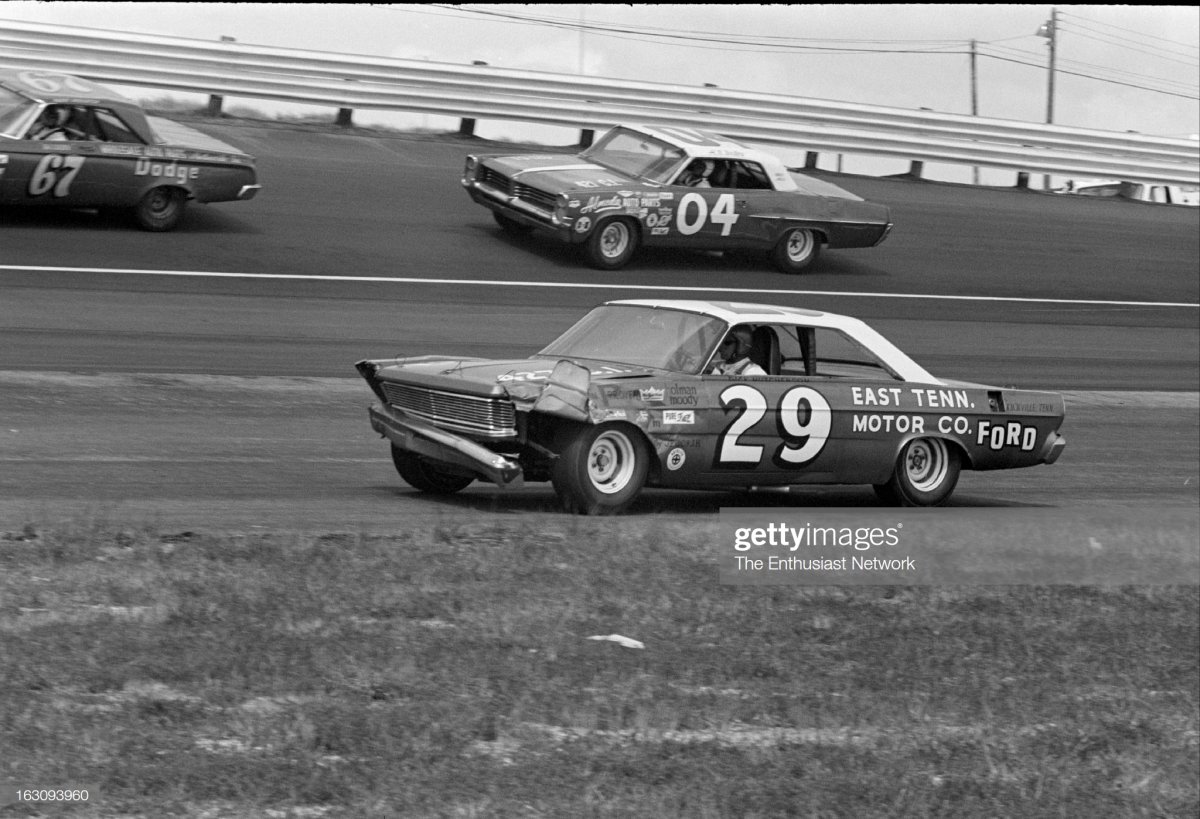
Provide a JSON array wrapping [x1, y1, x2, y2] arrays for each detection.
[[1, 517, 1196, 818]]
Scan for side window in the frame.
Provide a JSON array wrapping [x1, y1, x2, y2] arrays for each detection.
[[777, 327, 900, 380], [707, 160, 734, 188], [729, 161, 772, 190], [92, 109, 144, 144]]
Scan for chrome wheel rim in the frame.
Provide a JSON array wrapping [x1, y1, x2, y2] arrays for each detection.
[[587, 430, 636, 494], [600, 222, 630, 259], [786, 229, 815, 263], [904, 438, 949, 493]]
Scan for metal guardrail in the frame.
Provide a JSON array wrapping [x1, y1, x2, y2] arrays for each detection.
[[2, 19, 1197, 186]]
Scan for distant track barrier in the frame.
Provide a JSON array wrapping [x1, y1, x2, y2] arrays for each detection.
[[2, 19, 1197, 187]]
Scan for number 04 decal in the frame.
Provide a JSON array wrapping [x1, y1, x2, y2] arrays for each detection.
[[717, 384, 832, 468], [677, 192, 739, 237]]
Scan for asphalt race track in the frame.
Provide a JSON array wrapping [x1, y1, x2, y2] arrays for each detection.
[[1, 120, 1197, 529]]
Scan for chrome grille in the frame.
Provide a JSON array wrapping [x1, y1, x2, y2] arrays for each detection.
[[382, 383, 517, 438], [511, 183, 556, 212], [479, 167, 555, 213], [479, 167, 512, 194]]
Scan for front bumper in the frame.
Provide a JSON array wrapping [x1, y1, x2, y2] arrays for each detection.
[[368, 403, 523, 487], [462, 180, 579, 243]]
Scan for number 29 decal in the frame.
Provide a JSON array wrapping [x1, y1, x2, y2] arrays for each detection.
[[717, 384, 832, 468], [29, 154, 86, 199]]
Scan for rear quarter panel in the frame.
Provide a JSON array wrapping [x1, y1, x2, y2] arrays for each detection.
[[588, 376, 1064, 489]]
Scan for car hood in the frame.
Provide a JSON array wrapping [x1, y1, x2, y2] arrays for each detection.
[[360, 355, 662, 399], [483, 154, 642, 191]]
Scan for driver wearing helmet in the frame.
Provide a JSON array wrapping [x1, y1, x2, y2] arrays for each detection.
[[711, 325, 766, 376], [678, 158, 715, 188], [29, 105, 73, 140]]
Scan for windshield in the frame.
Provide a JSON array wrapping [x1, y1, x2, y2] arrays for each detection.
[[580, 127, 687, 183], [540, 305, 726, 374], [0, 91, 35, 137]]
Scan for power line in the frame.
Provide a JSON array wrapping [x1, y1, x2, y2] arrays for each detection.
[[1058, 9, 1199, 53], [406, 5, 1200, 101]]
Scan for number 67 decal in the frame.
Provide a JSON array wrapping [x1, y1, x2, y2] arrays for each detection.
[[29, 154, 86, 199], [717, 384, 832, 468]]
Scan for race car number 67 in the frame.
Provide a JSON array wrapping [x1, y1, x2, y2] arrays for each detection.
[[29, 154, 86, 198], [718, 384, 831, 467]]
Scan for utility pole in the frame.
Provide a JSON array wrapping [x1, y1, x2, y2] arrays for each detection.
[[1037, 8, 1058, 189], [1039, 8, 1058, 124]]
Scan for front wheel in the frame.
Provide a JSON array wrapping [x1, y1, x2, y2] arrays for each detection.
[[552, 423, 648, 514], [771, 227, 822, 274], [874, 437, 960, 506], [391, 445, 474, 494], [133, 186, 187, 231], [583, 218, 638, 270]]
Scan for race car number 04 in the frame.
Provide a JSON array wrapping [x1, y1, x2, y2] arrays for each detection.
[[29, 154, 85, 198], [719, 384, 831, 467], [677, 193, 739, 237]]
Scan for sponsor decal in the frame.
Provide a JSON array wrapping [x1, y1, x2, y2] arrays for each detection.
[[851, 386, 974, 410], [668, 385, 698, 406], [580, 195, 623, 214], [639, 387, 665, 403], [497, 369, 554, 383], [594, 408, 628, 422], [852, 414, 927, 435], [848, 414, 1038, 452], [134, 157, 199, 184], [662, 409, 695, 425], [0, 154, 6, 181], [976, 420, 1037, 451], [575, 216, 592, 233], [666, 448, 687, 471], [651, 227, 669, 236], [643, 210, 673, 228], [635, 410, 650, 424]]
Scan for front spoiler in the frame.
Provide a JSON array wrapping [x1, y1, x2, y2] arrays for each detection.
[[368, 403, 524, 487]]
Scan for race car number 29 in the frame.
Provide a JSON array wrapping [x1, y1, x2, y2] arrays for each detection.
[[718, 384, 831, 468]]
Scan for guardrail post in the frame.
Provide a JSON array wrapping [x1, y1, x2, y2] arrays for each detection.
[[459, 61, 488, 136], [1015, 172, 1030, 189], [907, 160, 924, 179], [335, 107, 353, 127], [206, 36, 236, 118], [579, 129, 594, 148], [804, 152, 819, 169]]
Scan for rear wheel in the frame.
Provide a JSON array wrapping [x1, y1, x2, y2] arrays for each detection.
[[874, 437, 960, 506], [493, 211, 533, 235], [133, 186, 186, 231], [584, 218, 638, 270], [771, 227, 822, 273], [391, 445, 474, 494], [552, 423, 648, 514]]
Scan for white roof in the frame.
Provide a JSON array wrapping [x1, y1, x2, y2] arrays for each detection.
[[625, 124, 799, 192], [608, 299, 940, 383]]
